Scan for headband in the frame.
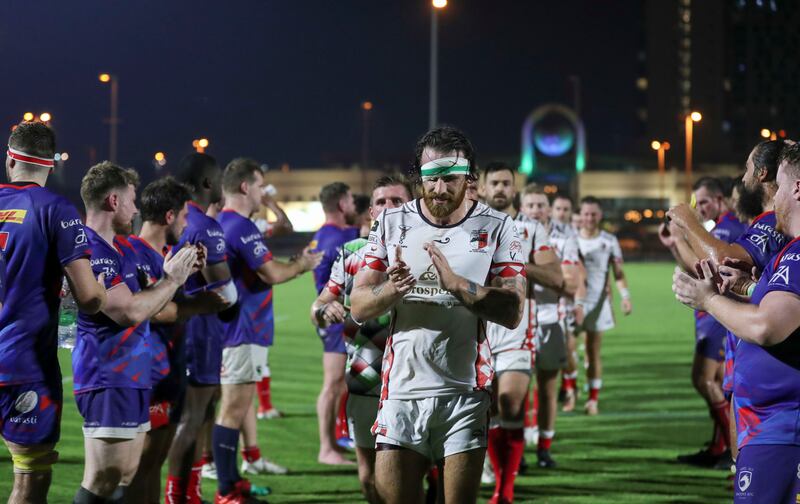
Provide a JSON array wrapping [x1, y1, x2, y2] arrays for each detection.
[[7, 146, 54, 168], [420, 156, 470, 179]]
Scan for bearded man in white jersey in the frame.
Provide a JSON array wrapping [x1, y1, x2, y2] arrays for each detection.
[[577, 196, 633, 415], [520, 184, 585, 467], [480, 163, 562, 502], [351, 127, 526, 504]]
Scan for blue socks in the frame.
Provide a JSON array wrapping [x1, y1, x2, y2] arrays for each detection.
[[212, 424, 241, 495]]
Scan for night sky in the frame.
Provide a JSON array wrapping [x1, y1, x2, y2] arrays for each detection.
[[2, 1, 642, 175]]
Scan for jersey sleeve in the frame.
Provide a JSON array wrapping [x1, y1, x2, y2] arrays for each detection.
[[610, 235, 624, 264], [489, 216, 525, 280], [198, 221, 227, 266], [326, 247, 346, 297], [49, 199, 90, 266], [562, 235, 581, 265], [232, 222, 274, 271], [763, 252, 800, 298], [363, 212, 389, 272], [532, 221, 552, 254], [735, 221, 785, 273], [91, 247, 123, 290]]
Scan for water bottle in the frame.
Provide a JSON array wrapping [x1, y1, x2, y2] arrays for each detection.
[[57, 278, 77, 350]]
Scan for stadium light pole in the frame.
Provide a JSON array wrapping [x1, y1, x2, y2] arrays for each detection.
[[99, 73, 119, 163], [651, 140, 670, 201], [684, 111, 701, 200], [429, 0, 447, 130], [361, 101, 373, 193]]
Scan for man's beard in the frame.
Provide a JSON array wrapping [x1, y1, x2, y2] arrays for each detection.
[[488, 193, 509, 211], [737, 183, 765, 222], [166, 225, 181, 246], [423, 183, 467, 218], [112, 219, 133, 236], [345, 212, 357, 226]]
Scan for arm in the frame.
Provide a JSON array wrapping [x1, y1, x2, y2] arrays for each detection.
[[255, 246, 321, 285], [668, 203, 752, 266], [63, 258, 106, 314], [560, 262, 581, 296], [611, 260, 633, 315], [350, 245, 415, 322], [525, 248, 564, 291], [151, 291, 228, 324], [262, 196, 294, 237], [310, 288, 345, 328]]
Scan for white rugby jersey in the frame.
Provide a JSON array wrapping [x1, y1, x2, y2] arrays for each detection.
[[485, 213, 550, 353], [363, 199, 524, 400], [577, 230, 623, 306], [531, 221, 581, 325]]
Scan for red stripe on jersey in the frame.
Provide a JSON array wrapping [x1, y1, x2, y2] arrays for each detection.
[[108, 323, 141, 358], [250, 290, 274, 320], [371, 316, 396, 437], [473, 320, 493, 391], [364, 255, 388, 272], [325, 280, 343, 297], [751, 210, 775, 225]]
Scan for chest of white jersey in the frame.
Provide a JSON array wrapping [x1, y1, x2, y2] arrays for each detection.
[[364, 200, 523, 399], [577, 230, 622, 304]]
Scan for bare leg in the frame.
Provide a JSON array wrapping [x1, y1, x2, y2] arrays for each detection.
[[81, 434, 146, 497], [240, 401, 258, 448], [167, 385, 218, 481], [4, 441, 57, 504], [126, 425, 176, 503], [355, 446, 379, 503], [440, 448, 485, 504], [375, 447, 429, 504], [316, 352, 351, 464]]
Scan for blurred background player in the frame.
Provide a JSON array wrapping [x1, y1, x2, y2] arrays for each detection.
[[1, 122, 106, 503], [520, 184, 584, 468], [73, 163, 198, 503], [310, 182, 359, 465], [480, 163, 562, 502], [311, 174, 413, 503], [351, 127, 526, 504], [212, 158, 321, 503], [576, 196, 633, 416], [659, 177, 745, 468]]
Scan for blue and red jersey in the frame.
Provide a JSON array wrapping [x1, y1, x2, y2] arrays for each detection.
[[694, 212, 746, 324], [73, 229, 152, 392], [0, 182, 90, 386], [733, 236, 800, 448], [128, 235, 173, 385], [218, 209, 274, 348], [311, 223, 359, 294]]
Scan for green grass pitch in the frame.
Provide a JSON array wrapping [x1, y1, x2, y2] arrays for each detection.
[[0, 263, 732, 503]]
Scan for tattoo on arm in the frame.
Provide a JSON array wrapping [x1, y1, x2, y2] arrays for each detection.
[[467, 281, 478, 296], [371, 283, 385, 297]]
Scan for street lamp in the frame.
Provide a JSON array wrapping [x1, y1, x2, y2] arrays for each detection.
[[192, 138, 209, 153], [684, 111, 701, 199], [98, 73, 119, 163], [22, 112, 34, 122], [651, 140, 671, 200], [154, 152, 166, 167], [360, 101, 373, 192], [39, 112, 52, 122], [429, 0, 447, 130]]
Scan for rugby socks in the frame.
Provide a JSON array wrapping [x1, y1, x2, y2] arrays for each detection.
[[73, 486, 105, 504], [186, 460, 204, 504], [212, 424, 241, 496], [523, 388, 538, 429], [500, 426, 525, 503], [589, 379, 602, 401], [539, 430, 555, 451], [164, 475, 184, 504], [256, 377, 273, 412], [711, 400, 732, 454], [201, 450, 213, 466], [487, 425, 505, 495], [563, 371, 578, 392], [336, 391, 350, 441], [241, 445, 262, 464]]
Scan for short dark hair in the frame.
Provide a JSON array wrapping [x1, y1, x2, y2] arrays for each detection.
[[692, 176, 724, 196], [779, 142, 800, 178], [522, 183, 544, 196], [80, 162, 140, 210], [319, 182, 350, 213], [580, 195, 602, 208], [553, 194, 573, 206], [752, 140, 787, 182], [175, 153, 219, 193], [414, 126, 477, 179], [482, 162, 514, 181], [8, 121, 56, 160], [354, 194, 371, 215], [372, 174, 414, 200], [222, 158, 262, 194], [718, 175, 736, 198], [140, 177, 193, 224]]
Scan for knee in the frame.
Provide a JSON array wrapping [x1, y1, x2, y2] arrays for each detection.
[[497, 392, 523, 420], [10, 448, 58, 475], [84, 466, 123, 496]]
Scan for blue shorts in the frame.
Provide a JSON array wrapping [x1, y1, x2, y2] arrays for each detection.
[[75, 387, 150, 439], [695, 314, 725, 362], [317, 323, 346, 354], [735, 444, 800, 503], [185, 315, 222, 385], [0, 381, 62, 446]]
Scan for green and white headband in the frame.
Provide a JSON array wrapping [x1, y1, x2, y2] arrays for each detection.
[[420, 156, 470, 179]]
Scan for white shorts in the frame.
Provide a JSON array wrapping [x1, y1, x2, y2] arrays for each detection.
[[373, 391, 490, 461], [492, 349, 532, 376], [582, 297, 615, 333], [347, 393, 379, 449], [536, 322, 567, 371], [220, 344, 268, 385]]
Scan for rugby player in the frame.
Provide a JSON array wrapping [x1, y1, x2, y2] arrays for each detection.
[[480, 164, 563, 501], [311, 182, 359, 465], [672, 141, 800, 504], [311, 174, 414, 503], [351, 126, 526, 504], [1, 122, 106, 503], [167, 153, 238, 504], [576, 196, 633, 415], [659, 177, 745, 467], [520, 184, 584, 468], [212, 158, 321, 503], [73, 163, 198, 502]]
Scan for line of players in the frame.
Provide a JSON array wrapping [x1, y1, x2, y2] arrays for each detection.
[[666, 139, 800, 503], [311, 127, 632, 504], [1, 121, 325, 504]]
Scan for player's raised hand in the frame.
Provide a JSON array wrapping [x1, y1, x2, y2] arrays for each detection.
[[193, 243, 208, 272], [657, 222, 675, 248], [163, 246, 198, 285], [719, 260, 756, 297], [386, 245, 415, 294], [672, 261, 720, 310], [298, 245, 324, 272], [424, 242, 460, 292], [666, 203, 697, 229]]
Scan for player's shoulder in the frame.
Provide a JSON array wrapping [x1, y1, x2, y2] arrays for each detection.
[[599, 230, 618, 242], [343, 237, 369, 253], [469, 201, 512, 227]]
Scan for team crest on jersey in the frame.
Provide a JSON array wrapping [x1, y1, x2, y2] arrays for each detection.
[[14, 391, 38, 414], [738, 470, 752, 492], [419, 264, 438, 282], [0, 209, 27, 224], [398, 225, 412, 244], [253, 241, 269, 257], [470, 229, 489, 251]]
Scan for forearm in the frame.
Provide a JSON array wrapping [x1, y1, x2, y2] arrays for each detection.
[[524, 262, 563, 291], [704, 294, 771, 345], [311, 290, 340, 327], [261, 260, 306, 285], [350, 282, 402, 322], [152, 301, 179, 324], [125, 279, 180, 325], [451, 277, 523, 329], [561, 265, 580, 296], [682, 218, 738, 264], [671, 234, 700, 274]]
